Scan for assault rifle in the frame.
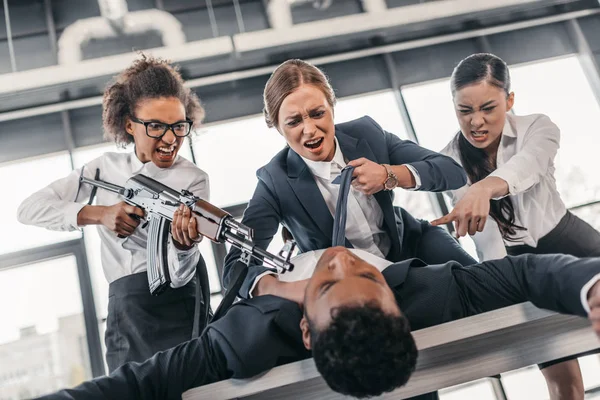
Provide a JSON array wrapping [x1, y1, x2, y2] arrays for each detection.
[[79, 170, 295, 296]]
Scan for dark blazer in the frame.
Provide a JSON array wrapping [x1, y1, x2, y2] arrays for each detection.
[[42, 253, 599, 400], [224, 116, 468, 298]]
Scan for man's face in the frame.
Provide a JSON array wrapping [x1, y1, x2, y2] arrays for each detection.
[[300, 247, 401, 349]]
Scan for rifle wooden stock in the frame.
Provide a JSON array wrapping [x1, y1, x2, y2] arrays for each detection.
[[191, 199, 230, 242]]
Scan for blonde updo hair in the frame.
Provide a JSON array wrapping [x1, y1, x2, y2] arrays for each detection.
[[263, 59, 336, 129]]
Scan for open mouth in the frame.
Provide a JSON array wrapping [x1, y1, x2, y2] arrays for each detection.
[[304, 137, 324, 150], [156, 145, 177, 160], [471, 131, 488, 142]]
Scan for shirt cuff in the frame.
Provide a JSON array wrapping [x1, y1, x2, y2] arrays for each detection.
[[248, 271, 278, 298], [67, 202, 87, 230], [170, 236, 199, 255], [168, 237, 199, 288], [489, 169, 519, 198], [404, 164, 421, 191], [580, 273, 600, 314]]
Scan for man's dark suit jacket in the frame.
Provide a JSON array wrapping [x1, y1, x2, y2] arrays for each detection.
[[42, 253, 600, 400], [223, 116, 468, 298]]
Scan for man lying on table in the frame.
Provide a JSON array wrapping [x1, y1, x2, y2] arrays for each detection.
[[40, 247, 600, 400]]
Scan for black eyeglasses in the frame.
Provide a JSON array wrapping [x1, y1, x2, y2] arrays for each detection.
[[130, 116, 193, 138]]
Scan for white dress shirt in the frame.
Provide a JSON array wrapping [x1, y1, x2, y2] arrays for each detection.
[[441, 113, 567, 261], [302, 138, 391, 259], [249, 138, 421, 296], [17, 152, 210, 287], [283, 248, 596, 314]]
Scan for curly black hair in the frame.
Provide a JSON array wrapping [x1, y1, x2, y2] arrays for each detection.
[[310, 302, 417, 398], [102, 53, 205, 147]]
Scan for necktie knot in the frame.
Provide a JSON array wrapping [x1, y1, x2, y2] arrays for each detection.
[[331, 165, 352, 185], [328, 161, 342, 181]]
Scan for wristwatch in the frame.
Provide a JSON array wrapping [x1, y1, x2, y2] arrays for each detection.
[[382, 164, 398, 191]]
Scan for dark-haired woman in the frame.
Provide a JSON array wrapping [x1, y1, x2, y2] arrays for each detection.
[[223, 59, 476, 309], [435, 52, 600, 400], [17, 55, 210, 372]]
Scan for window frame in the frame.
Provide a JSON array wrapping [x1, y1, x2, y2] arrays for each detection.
[[0, 238, 105, 378]]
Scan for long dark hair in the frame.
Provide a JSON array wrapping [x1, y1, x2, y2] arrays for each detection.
[[451, 53, 525, 240]]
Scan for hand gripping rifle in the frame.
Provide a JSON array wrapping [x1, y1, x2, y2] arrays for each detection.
[[78, 169, 295, 297]]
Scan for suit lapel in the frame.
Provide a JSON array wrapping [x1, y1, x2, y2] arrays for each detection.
[[335, 129, 363, 163], [337, 129, 402, 259], [287, 149, 335, 243]]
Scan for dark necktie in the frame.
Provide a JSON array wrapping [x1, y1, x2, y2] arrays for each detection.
[[332, 165, 355, 247]]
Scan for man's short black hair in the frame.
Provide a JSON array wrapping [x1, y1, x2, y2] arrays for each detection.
[[310, 302, 417, 398]]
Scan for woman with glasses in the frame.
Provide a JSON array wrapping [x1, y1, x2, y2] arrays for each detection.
[[17, 55, 209, 372]]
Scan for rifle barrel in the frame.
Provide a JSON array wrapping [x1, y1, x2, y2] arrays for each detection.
[[223, 230, 293, 272], [80, 176, 125, 195]]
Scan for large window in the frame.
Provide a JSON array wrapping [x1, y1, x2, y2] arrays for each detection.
[[191, 116, 287, 208], [0, 256, 91, 398], [402, 78, 457, 153], [509, 56, 600, 230], [0, 152, 81, 256]]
